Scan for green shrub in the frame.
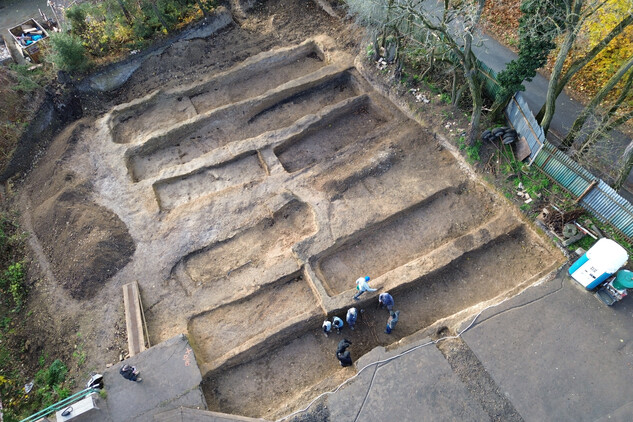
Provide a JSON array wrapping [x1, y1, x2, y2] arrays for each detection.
[[49, 32, 90, 72], [45, 359, 67, 387], [1, 262, 26, 310], [8, 64, 45, 93], [465, 140, 482, 163], [65, 4, 88, 35]]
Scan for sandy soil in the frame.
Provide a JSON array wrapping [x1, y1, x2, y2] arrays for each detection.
[[14, 0, 564, 418]]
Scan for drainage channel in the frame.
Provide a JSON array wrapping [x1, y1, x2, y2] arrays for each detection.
[[202, 226, 559, 419]]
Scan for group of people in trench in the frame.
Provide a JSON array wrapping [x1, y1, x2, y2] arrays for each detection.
[[322, 276, 401, 367]]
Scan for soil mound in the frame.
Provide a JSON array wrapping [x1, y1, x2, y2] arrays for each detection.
[[27, 120, 135, 299], [32, 180, 135, 299]]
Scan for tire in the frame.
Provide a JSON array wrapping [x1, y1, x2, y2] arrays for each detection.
[[502, 135, 516, 144]]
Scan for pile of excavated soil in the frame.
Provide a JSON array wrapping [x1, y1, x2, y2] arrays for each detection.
[[26, 121, 135, 299]]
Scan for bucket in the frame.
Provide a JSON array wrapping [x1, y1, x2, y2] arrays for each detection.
[[613, 270, 633, 290]]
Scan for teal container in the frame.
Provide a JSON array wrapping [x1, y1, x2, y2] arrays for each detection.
[[613, 270, 633, 290]]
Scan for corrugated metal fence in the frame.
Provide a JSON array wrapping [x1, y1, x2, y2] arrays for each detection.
[[506, 93, 633, 241], [505, 94, 544, 163]]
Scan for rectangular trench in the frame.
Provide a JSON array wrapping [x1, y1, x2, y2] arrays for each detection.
[[110, 42, 325, 144], [315, 183, 497, 296], [127, 69, 361, 181], [202, 226, 561, 419], [181, 200, 317, 287], [189, 45, 325, 114], [152, 151, 267, 211], [188, 270, 320, 369], [273, 96, 390, 173]]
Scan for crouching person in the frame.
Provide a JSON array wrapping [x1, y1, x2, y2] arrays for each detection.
[[336, 339, 353, 367]]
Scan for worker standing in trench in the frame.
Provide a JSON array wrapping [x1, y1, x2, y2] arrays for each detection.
[[353, 276, 376, 300], [346, 307, 358, 330]]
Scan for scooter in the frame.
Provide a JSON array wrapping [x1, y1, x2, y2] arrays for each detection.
[[595, 269, 633, 306]]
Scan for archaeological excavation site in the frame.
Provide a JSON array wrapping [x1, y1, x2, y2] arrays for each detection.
[[15, 0, 565, 420]]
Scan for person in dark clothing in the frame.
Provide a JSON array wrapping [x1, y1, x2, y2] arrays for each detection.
[[378, 292, 394, 311], [385, 310, 400, 334], [119, 364, 142, 382], [336, 339, 353, 367]]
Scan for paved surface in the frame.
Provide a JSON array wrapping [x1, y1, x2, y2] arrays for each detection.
[[463, 266, 633, 422], [321, 340, 490, 421], [99, 334, 206, 422], [286, 265, 633, 422]]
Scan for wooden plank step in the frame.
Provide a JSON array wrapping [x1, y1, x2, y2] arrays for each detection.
[[123, 281, 146, 357]]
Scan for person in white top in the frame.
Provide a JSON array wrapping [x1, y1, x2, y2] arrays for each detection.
[[353, 276, 376, 300], [322, 320, 332, 337], [346, 307, 358, 330]]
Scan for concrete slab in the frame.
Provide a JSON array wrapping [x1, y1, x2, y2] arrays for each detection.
[[462, 267, 633, 421], [320, 338, 489, 421], [99, 334, 206, 422]]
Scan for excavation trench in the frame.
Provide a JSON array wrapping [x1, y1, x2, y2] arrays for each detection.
[[202, 226, 558, 420], [188, 269, 320, 371], [152, 150, 267, 211], [109, 41, 326, 144], [274, 94, 390, 173], [314, 182, 497, 296], [127, 68, 363, 181], [181, 199, 316, 287]]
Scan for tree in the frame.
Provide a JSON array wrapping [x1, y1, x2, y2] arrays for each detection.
[[536, 1, 632, 135], [346, 0, 488, 145], [490, 0, 566, 119], [575, 68, 633, 157], [538, 0, 586, 135], [613, 134, 633, 190], [406, 0, 488, 145], [563, 54, 633, 147]]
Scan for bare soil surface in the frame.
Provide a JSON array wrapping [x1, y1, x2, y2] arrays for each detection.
[[14, 0, 564, 419]]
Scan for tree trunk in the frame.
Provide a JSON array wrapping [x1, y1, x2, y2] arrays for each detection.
[[466, 68, 483, 145], [488, 92, 511, 120], [116, 0, 133, 24], [462, 0, 486, 145], [614, 139, 633, 191], [150, 1, 169, 32], [563, 54, 633, 147], [537, 0, 584, 132]]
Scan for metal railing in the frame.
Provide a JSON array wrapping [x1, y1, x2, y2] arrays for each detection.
[[20, 387, 97, 422]]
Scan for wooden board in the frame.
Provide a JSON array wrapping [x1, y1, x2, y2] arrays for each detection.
[[515, 135, 532, 162], [123, 282, 146, 356]]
